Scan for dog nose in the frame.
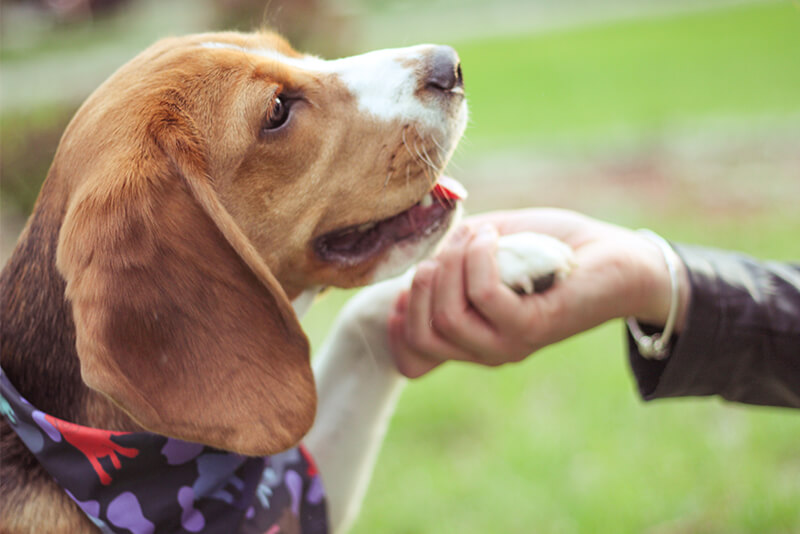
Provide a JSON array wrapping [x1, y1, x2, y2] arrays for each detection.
[[425, 46, 463, 93]]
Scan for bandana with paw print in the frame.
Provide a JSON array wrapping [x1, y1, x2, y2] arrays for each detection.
[[0, 368, 328, 534]]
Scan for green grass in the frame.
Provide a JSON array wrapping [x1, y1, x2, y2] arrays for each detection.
[[301, 3, 800, 533], [454, 0, 800, 149], [304, 213, 800, 534]]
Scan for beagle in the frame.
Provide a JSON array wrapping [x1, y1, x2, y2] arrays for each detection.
[[0, 30, 574, 534]]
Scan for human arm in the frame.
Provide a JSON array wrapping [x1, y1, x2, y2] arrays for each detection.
[[388, 208, 692, 376], [631, 244, 800, 407], [388, 208, 800, 408]]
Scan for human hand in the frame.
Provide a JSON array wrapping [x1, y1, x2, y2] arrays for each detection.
[[388, 208, 690, 377]]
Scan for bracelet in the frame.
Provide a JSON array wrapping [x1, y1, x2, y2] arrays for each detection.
[[626, 229, 680, 360]]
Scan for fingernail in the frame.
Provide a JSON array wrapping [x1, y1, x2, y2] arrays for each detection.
[[477, 224, 498, 238], [418, 259, 438, 273], [449, 225, 471, 244]]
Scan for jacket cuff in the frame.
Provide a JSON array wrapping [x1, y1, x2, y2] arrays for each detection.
[[628, 244, 728, 400]]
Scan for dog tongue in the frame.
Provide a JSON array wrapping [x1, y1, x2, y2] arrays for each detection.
[[433, 175, 468, 201]]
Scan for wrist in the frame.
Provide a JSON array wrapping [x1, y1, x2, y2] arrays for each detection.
[[625, 230, 686, 359], [633, 232, 690, 333]]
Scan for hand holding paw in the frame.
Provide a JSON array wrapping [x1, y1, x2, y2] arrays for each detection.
[[389, 208, 689, 378]]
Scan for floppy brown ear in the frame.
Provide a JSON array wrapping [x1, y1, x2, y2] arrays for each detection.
[[56, 96, 315, 456]]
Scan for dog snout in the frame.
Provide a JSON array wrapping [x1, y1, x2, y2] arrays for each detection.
[[424, 46, 463, 93]]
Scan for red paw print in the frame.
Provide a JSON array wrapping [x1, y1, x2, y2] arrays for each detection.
[[45, 415, 139, 485]]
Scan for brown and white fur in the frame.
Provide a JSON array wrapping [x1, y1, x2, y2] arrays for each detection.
[[0, 30, 574, 534]]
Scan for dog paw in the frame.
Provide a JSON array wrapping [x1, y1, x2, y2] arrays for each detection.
[[496, 232, 576, 294]]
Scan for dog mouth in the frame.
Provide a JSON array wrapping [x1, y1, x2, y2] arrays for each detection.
[[314, 176, 467, 266]]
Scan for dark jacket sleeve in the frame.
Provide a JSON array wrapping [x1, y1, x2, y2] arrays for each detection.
[[628, 244, 800, 408]]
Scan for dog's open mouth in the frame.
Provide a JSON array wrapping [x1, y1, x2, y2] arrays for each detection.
[[314, 176, 467, 265]]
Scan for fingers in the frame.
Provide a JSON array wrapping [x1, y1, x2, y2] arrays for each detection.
[[430, 227, 510, 355], [390, 259, 480, 377], [390, 226, 539, 378], [388, 209, 656, 379], [464, 208, 596, 248], [387, 283, 444, 379], [388, 297, 442, 378], [463, 225, 534, 335]]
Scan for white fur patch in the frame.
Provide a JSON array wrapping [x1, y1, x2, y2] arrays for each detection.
[[200, 42, 461, 128], [324, 47, 437, 125]]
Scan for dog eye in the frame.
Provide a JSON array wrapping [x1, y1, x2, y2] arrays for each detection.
[[262, 97, 291, 132]]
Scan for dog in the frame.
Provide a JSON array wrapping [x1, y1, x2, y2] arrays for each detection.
[[0, 31, 574, 534]]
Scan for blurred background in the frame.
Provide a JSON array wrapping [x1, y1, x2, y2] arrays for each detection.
[[2, 0, 799, 532]]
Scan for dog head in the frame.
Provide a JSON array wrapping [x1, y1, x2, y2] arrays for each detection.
[[52, 31, 466, 455]]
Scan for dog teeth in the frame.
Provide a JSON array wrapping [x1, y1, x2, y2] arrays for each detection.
[[358, 222, 376, 232], [420, 193, 434, 208]]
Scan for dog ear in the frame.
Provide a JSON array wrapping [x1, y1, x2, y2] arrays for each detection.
[[56, 93, 316, 456]]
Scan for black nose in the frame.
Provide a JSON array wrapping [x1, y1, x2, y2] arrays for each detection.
[[425, 46, 463, 93]]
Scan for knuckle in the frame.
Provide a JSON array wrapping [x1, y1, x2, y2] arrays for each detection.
[[468, 283, 495, 305], [432, 310, 458, 333], [516, 341, 540, 360], [485, 358, 505, 368], [412, 271, 434, 292], [396, 359, 421, 379], [395, 356, 421, 379], [508, 349, 533, 364], [405, 327, 434, 353], [468, 235, 495, 258]]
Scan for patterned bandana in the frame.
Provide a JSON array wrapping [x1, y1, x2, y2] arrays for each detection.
[[0, 368, 328, 534]]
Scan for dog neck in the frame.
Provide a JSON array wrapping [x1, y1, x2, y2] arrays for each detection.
[[0, 175, 87, 425]]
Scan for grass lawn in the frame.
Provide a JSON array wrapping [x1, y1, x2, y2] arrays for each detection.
[[455, 0, 800, 150], [302, 2, 800, 533]]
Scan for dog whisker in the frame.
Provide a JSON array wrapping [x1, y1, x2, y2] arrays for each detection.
[[416, 139, 432, 168], [429, 134, 448, 156], [419, 142, 439, 177], [411, 139, 423, 165], [410, 140, 427, 181], [401, 126, 415, 162], [410, 140, 434, 183], [413, 127, 443, 179], [413, 139, 439, 182], [383, 167, 394, 190]]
